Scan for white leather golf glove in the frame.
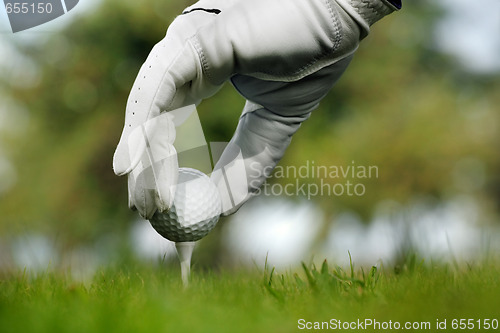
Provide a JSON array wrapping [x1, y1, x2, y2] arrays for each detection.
[[113, 0, 400, 219]]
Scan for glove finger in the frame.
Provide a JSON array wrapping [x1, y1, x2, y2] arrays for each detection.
[[129, 168, 160, 220], [211, 141, 248, 216], [127, 171, 137, 211], [113, 16, 203, 176], [113, 38, 173, 176], [124, 112, 179, 217], [149, 148, 178, 213], [142, 112, 179, 212], [211, 100, 303, 216], [128, 155, 178, 219]]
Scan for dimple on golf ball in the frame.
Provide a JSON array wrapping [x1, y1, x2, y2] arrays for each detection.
[[149, 168, 222, 242]]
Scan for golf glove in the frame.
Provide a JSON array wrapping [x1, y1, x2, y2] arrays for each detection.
[[113, 0, 400, 219]]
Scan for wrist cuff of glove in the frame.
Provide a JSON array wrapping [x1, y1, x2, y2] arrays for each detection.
[[336, 0, 399, 31]]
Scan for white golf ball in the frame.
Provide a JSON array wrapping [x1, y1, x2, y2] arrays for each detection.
[[149, 168, 222, 242]]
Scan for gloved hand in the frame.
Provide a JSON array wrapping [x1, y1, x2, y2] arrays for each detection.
[[113, 0, 400, 219]]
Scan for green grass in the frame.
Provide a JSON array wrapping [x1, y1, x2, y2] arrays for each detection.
[[1, 257, 499, 333]]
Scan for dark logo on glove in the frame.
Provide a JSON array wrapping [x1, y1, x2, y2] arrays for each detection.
[[3, 0, 78, 33]]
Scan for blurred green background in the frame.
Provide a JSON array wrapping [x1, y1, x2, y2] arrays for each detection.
[[0, 0, 499, 275]]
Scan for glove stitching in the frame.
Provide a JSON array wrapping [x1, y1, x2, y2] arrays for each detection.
[[189, 36, 214, 86], [325, 0, 343, 58]]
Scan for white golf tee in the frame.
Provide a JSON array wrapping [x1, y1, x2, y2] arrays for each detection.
[[175, 242, 195, 286]]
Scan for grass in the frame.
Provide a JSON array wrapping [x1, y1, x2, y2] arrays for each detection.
[[1, 255, 499, 333]]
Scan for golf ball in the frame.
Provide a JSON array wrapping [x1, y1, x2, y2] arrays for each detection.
[[149, 168, 222, 242]]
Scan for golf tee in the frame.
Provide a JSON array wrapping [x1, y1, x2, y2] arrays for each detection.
[[175, 242, 196, 287]]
